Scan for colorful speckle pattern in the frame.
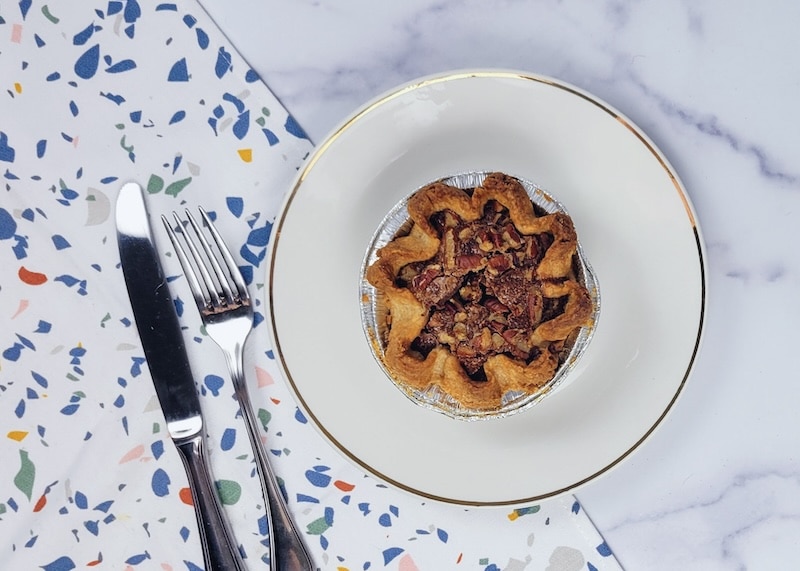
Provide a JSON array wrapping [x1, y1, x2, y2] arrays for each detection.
[[0, 1, 621, 569]]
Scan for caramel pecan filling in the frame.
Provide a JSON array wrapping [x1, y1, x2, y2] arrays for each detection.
[[396, 198, 567, 380]]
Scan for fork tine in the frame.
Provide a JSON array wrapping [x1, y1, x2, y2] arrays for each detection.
[[198, 206, 250, 304], [184, 208, 238, 305], [161, 214, 211, 310], [171, 211, 223, 308]]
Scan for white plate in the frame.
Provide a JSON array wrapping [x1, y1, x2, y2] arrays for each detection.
[[267, 70, 706, 506]]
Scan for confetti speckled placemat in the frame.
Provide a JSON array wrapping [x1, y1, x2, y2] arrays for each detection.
[[0, 2, 621, 569]]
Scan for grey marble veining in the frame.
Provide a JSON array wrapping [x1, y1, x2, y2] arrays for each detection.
[[200, 0, 800, 567]]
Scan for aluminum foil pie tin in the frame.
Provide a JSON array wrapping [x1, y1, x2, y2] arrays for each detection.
[[359, 171, 601, 421]]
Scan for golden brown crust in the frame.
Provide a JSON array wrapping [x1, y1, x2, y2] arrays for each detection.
[[367, 172, 593, 410]]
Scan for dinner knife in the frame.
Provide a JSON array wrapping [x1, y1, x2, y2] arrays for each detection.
[[116, 182, 247, 571]]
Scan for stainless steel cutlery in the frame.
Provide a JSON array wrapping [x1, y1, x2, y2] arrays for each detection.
[[163, 207, 313, 571], [116, 182, 246, 571], [116, 181, 312, 570]]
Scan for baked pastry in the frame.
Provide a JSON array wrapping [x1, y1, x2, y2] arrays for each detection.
[[366, 172, 594, 411]]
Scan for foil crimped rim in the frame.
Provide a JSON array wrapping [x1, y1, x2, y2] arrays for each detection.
[[359, 171, 600, 421]]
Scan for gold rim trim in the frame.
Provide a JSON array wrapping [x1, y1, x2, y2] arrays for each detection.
[[268, 70, 707, 507]]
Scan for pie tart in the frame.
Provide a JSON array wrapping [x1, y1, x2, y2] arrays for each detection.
[[365, 172, 596, 413]]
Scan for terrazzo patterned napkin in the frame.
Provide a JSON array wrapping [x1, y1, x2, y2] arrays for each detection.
[[0, 2, 621, 570]]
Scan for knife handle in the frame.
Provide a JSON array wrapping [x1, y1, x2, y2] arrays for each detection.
[[176, 435, 247, 571]]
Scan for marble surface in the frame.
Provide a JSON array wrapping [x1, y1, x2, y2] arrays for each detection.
[[198, 1, 800, 569]]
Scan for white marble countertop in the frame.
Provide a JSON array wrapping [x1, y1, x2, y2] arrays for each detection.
[[199, 1, 800, 568]]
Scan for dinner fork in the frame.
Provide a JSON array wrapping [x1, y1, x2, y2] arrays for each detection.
[[163, 207, 314, 571]]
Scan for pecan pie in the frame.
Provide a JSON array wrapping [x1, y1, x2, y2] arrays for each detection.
[[366, 172, 594, 411]]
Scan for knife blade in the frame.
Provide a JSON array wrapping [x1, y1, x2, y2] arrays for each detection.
[[116, 182, 246, 571]]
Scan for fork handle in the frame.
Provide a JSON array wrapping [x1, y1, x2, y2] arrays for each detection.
[[239, 390, 315, 571], [261, 443, 314, 571], [176, 435, 247, 571]]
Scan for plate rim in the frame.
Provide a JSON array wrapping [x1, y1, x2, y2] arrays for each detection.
[[266, 68, 707, 507]]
